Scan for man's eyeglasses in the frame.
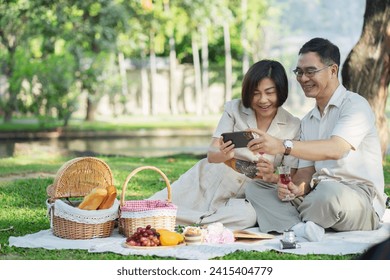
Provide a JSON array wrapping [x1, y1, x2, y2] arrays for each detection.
[[292, 65, 332, 78]]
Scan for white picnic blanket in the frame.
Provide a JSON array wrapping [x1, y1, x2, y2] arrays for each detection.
[[8, 210, 390, 260]]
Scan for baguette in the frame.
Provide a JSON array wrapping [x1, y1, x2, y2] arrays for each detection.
[[98, 185, 117, 210], [78, 187, 108, 210]]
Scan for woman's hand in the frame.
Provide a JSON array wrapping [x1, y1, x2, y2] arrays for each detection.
[[256, 157, 277, 183], [219, 137, 235, 159], [207, 137, 235, 163]]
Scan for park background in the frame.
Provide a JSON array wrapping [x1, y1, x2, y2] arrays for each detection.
[[0, 0, 389, 261], [1, 0, 389, 159]]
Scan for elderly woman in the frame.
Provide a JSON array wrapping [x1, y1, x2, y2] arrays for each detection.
[[149, 60, 300, 230]]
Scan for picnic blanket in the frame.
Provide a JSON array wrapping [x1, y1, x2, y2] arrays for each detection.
[[8, 209, 390, 260]]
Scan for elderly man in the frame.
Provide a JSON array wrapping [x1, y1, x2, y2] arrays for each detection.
[[245, 37, 387, 242]]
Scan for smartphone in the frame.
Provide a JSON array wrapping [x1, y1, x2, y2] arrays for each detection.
[[221, 131, 254, 148]]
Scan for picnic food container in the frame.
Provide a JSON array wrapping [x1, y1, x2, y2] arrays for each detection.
[[46, 157, 119, 239], [118, 166, 177, 237], [183, 226, 203, 245]]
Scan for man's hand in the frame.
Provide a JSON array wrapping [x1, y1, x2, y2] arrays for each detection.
[[277, 183, 295, 201], [278, 180, 306, 201], [247, 128, 284, 155]]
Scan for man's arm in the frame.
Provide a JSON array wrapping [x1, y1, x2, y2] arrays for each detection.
[[248, 129, 352, 161], [288, 135, 351, 161]]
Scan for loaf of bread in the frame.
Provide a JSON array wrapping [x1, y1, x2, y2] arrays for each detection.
[[78, 187, 108, 210], [97, 185, 117, 210]]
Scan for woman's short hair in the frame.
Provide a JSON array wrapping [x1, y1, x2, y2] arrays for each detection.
[[241, 60, 288, 108]]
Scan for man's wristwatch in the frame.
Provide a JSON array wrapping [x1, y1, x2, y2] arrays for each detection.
[[283, 139, 293, 156]]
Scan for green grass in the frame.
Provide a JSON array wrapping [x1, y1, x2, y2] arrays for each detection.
[[0, 153, 389, 260]]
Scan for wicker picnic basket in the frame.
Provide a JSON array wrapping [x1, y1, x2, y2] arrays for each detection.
[[46, 157, 119, 239], [118, 166, 177, 237]]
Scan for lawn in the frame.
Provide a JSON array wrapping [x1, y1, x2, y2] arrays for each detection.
[[0, 151, 389, 260]]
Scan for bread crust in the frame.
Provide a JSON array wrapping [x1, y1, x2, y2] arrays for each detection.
[[98, 185, 117, 210], [78, 187, 108, 210]]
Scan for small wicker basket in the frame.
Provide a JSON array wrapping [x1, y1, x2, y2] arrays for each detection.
[[118, 166, 177, 237], [46, 157, 118, 239]]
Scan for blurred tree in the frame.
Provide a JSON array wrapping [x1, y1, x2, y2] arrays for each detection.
[[33, 54, 77, 126], [342, 0, 390, 159], [0, 0, 291, 122], [125, 0, 168, 116], [59, 0, 126, 121], [210, 0, 235, 106], [0, 1, 31, 122], [180, 0, 208, 115], [163, 0, 178, 115]]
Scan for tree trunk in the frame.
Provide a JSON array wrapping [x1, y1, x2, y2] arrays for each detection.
[[85, 96, 96, 122], [192, 32, 202, 116], [341, 0, 390, 159], [141, 50, 149, 116], [149, 30, 157, 115], [168, 36, 178, 115], [223, 21, 233, 103], [2, 47, 17, 123], [241, 0, 250, 75], [118, 52, 129, 98], [201, 25, 209, 115], [3, 109, 13, 123], [164, 1, 178, 115]]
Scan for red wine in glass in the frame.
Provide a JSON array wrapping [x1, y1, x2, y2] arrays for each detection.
[[278, 165, 291, 184], [279, 173, 291, 184]]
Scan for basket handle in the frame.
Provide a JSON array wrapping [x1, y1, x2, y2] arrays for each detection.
[[120, 166, 172, 207]]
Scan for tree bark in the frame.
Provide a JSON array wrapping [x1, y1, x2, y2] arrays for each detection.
[[168, 36, 178, 115], [149, 30, 157, 115], [140, 50, 149, 116], [85, 96, 96, 122], [241, 0, 250, 75], [118, 52, 129, 99], [223, 21, 233, 103], [201, 25, 209, 115], [164, 1, 179, 115], [192, 32, 202, 116], [2, 39, 18, 123], [341, 0, 390, 159]]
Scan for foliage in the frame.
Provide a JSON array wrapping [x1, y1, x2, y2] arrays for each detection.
[[0, 0, 381, 128], [0, 0, 272, 122], [33, 53, 77, 126]]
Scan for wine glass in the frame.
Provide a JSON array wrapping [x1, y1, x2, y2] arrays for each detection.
[[277, 165, 294, 201]]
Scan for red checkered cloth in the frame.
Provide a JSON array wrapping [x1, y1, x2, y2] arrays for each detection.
[[121, 200, 177, 212]]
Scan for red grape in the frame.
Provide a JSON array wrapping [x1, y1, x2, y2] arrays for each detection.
[[125, 225, 161, 247]]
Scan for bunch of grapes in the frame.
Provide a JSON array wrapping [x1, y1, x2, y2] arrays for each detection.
[[125, 225, 160, 247]]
